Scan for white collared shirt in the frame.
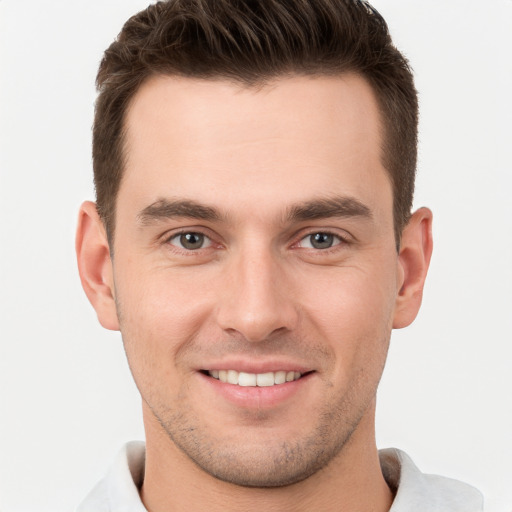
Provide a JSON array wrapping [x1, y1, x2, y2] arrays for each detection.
[[76, 441, 483, 512]]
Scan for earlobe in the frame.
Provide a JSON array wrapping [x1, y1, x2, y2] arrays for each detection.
[[393, 207, 433, 329], [75, 201, 120, 331]]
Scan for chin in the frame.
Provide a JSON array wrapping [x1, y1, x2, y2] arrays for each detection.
[[186, 443, 333, 488], [164, 418, 358, 488]]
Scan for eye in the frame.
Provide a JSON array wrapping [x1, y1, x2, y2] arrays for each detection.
[[298, 232, 342, 250], [168, 232, 212, 250]]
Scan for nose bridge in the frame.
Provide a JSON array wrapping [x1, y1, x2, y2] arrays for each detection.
[[216, 239, 297, 342]]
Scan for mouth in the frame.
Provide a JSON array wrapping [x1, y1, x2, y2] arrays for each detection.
[[203, 369, 307, 387]]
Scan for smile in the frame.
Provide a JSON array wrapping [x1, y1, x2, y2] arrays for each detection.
[[207, 370, 302, 387]]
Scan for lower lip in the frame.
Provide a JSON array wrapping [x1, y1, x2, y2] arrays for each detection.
[[198, 372, 313, 409]]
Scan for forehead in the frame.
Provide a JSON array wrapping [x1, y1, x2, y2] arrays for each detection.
[[120, 74, 391, 222]]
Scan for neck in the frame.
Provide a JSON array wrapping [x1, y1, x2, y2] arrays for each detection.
[[140, 403, 393, 512]]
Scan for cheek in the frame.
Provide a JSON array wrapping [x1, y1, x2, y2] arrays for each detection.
[[297, 263, 397, 378], [301, 264, 396, 331], [117, 261, 211, 328], [113, 265, 215, 384]]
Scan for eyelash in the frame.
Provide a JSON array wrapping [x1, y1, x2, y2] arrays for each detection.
[[163, 228, 350, 254], [294, 230, 353, 255], [165, 230, 216, 253]]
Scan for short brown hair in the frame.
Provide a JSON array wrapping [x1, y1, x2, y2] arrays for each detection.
[[93, 0, 418, 245]]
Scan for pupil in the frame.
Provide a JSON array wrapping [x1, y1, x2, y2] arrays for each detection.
[[311, 233, 333, 249], [181, 233, 203, 249]]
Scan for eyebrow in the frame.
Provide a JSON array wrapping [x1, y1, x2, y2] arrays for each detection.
[[286, 196, 372, 222], [137, 198, 222, 225], [136, 195, 372, 227]]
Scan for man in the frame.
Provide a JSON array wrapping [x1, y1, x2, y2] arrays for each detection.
[[75, 0, 482, 510]]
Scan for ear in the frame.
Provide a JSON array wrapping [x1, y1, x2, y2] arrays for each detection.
[[393, 207, 433, 329], [76, 201, 120, 330]]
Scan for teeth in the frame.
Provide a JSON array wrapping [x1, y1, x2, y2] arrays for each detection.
[[256, 372, 274, 387], [208, 369, 303, 386], [238, 372, 257, 387], [227, 370, 239, 385], [274, 371, 286, 384]]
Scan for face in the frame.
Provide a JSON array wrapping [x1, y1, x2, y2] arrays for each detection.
[[109, 74, 403, 486]]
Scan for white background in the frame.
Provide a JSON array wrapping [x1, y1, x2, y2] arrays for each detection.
[[0, 1, 511, 511]]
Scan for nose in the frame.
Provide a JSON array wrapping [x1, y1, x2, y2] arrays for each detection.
[[215, 247, 299, 343]]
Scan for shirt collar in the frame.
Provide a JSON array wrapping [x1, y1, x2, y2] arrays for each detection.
[[380, 448, 483, 512]]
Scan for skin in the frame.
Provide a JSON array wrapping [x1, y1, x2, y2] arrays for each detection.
[[76, 74, 433, 512]]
